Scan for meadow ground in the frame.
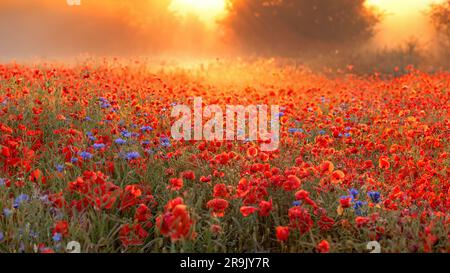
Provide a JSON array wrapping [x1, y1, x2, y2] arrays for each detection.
[[0, 59, 448, 253]]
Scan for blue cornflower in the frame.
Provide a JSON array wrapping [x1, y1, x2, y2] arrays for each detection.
[[353, 200, 365, 209], [121, 130, 132, 138], [52, 233, 62, 242], [13, 194, 30, 209], [0, 231, 4, 241], [345, 133, 352, 137], [140, 125, 153, 133], [99, 97, 111, 108], [292, 200, 302, 206], [141, 140, 150, 146], [115, 138, 127, 145], [160, 137, 171, 148], [39, 195, 49, 203], [278, 112, 285, 117], [3, 208, 12, 217], [71, 157, 79, 164], [29, 230, 39, 239], [368, 191, 381, 203], [354, 200, 367, 216], [93, 143, 105, 149], [0, 178, 5, 186], [288, 128, 304, 134], [350, 188, 359, 199], [85, 116, 92, 122], [319, 129, 326, 135], [56, 164, 64, 173], [79, 151, 93, 160], [126, 152, 140, 161]]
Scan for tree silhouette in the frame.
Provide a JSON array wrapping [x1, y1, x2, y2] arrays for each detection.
[[223, 0, 381, 55], [430, 0, 450, 40]]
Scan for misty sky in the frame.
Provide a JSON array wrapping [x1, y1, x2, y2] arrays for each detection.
[[0, 0, 442, 60]]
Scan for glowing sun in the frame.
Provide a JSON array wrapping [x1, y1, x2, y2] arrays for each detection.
[[170, 0, 227, 26]]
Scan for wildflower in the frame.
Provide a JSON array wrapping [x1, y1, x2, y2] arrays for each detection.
[[319, 161, 334, 174], [283, 175, 302, 191], [140, 126, 153, 132], [207, 198, 229, 217], [258, 199, 273, 217], [331, 170, 345, 183], [182, 170, 196, 181], [275, 226, 289, 242], [13, 194, 30, 209], [318, 215, 335, 231], [0, 231, 4, 241], [368, 191, 382, 203], [121, 130, 132, 138], [355, 216, 371, 228], [53, 221, 69, 237], [79, 151, 93, 160], [56, 165, 64, 173], [288, 128, 303, 133], [378, 156, 390, 169], [119, 223, 149, 247], [167, 178, 183, 191], [354, 200, 367, 216], [240, 206, 258, 217], [288, 206, 313, 234], [246, 147, 258, 158], [213, 183, 230, 198], [115, 138, 127, 145], [93, 143, 105, 149], [156, 200, 194, 241], [3, 208, 12, 217], [52, 233, 62, 242], [316, 240, 330, 253], [349, 188, 359, 199], [134, 204, 152, 223], [160, 137, 171, 148], [126, 151, 140, 161], [340, 196, 352, 208]]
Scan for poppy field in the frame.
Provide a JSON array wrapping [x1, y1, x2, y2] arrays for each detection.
[[0, 60, 449, 253]]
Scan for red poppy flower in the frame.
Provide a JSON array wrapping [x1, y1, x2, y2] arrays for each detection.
[[378, 156, 390, 170], [135, 204, 152, 223], [340, 197, 352, 208], [331, 170, 345, 184], [283, 175, 302, 191], [288, 207, 313, 234], [119, 223, 149, 247], [167, 178, 184, 191], [53, 221, 69, 237], [182, 170, 196, 181], [316, 240, 330, 253], [206, 198, 229, 217], [275, 226, 289, 242], [258, 199, 273, 216], [213, 183, 230, 198], [240, 206, 258, 217]]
